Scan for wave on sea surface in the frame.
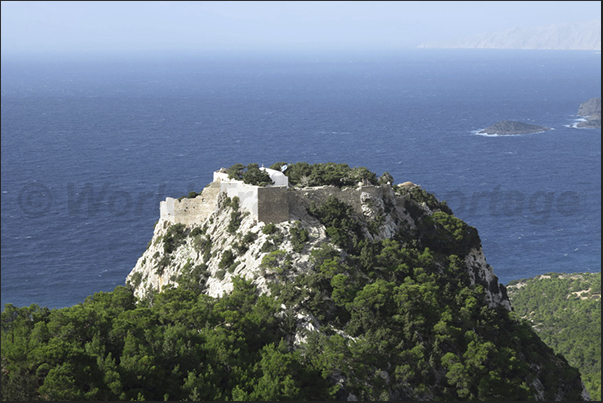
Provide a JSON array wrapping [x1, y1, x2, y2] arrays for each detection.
[[564, 117, 594, 129], [471, 128, 552, 137]]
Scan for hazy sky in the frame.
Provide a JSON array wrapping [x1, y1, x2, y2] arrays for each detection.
[[1, 1, 601, 53]]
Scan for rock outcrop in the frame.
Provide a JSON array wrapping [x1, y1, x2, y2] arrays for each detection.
[[479, 120, 551, 135], [125, 169, 588, 400], [577, 97, 601, 128], [127, 182, 509, 311]]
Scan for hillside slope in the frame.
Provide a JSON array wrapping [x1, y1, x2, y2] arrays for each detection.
[[124, 162, 587, 400], [507, 272, 601, 400], [1, 162, 590, 401]]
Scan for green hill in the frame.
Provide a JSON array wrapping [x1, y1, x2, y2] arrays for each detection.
[[1, 163, 590, 401], [507, 272, 601, 400]]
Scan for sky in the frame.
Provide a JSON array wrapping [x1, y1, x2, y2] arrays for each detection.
[[1, 1, 601, 53]]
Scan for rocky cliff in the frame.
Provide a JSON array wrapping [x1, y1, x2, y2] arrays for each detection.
[[577, 97, 601, 129], [128, 183, 509, 311], [125, 167, 588, 400]]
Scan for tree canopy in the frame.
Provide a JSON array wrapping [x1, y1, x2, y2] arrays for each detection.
[[507, 272, 601, 400]]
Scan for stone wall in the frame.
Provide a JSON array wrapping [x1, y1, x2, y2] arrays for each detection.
[[160, 182, 221, 226], [257, 187, 289, 223], [159, 179, 290, 226]]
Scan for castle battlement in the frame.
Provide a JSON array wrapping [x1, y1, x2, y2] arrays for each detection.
[[160, 168, 289, 226]]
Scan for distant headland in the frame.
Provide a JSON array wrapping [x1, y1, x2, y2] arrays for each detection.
[[479, 120, 551, 135], [576, 97, 601, 129], [419, 19, 601, 50]]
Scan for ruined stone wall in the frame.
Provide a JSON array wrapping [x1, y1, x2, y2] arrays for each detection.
[[159, 177, 291, 226], [159, 182, 222, 226]]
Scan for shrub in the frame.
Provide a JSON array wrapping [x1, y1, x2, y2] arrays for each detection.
[[177, 264, 210, 293], [367, 214, 385, 235], [261, 240, 278, 253], [228, 211, 243, 234], [202, 239, 213, 263], [163, 223, 188, 254], [127, 272, 143, 290], [242, 163, 273, 186], [234, 231, 258, 254], [219, 250, 236, 272], [350, 166, 378, 185], [227, 163, 245, 180], [191, 227, 204, 237], [215, 268, 226, 280], [308, 196, 363, 254], [398, 186, 453, 216], [222, 196, 240, 210], [155, 255, 171, 275], [261, 225, 284, 252], [227, 163, 274, 186], [261, 250, 292, 274], [242, 231, 258, 244], [419, 211, 480, 256], [280, 162, 313, 186], [263, 223, 277, 235], [378, 171, 394, 185], [290, 222, 310, 253]]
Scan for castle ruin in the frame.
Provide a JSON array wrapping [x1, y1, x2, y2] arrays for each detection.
[[160, 167, 289, 226]]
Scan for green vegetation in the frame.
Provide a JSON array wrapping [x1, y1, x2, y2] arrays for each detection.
[[175, 263, 209, 293], [507, 272, 601, 400], [227, 163, 274, 186], [378, 171, 394, 185], [419, 211, 480, 256], [233, 231, 258, 255], [261, 224, 284, 253], [289, 221, 310, 253], [308, 195, 363, 254], [397, 185, 454, 216], [224, 196, 243, 234], [267, 193, 582, 400], [222, 195, 240, 210], [1, 281, 334, 401], [1, 170, 589, 401], [270, 161, 383, 188], [228, 211, 243, 234], [261, 250, 292, 275], [266, 234, 583, 400], [163, 223, 188, 255], [155, 255, 171, 276], [218, 249, 237, 273], [262, 223, 277, 235], [177, 191, 200, 202]]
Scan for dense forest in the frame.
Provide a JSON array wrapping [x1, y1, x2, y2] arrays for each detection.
[[1, 163, 590, 401], [507, 272, 601, 400]]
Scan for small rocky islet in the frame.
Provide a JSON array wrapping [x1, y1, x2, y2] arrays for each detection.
[[479, 120, 550, 135]]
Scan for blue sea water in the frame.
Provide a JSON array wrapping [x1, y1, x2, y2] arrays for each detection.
[[1, 49, 601, 309]]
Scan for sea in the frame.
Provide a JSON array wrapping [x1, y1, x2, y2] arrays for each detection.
[[1, 49, 601, 309]]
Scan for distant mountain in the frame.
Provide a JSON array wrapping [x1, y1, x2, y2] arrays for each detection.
[[419, 19, 601, 50]]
